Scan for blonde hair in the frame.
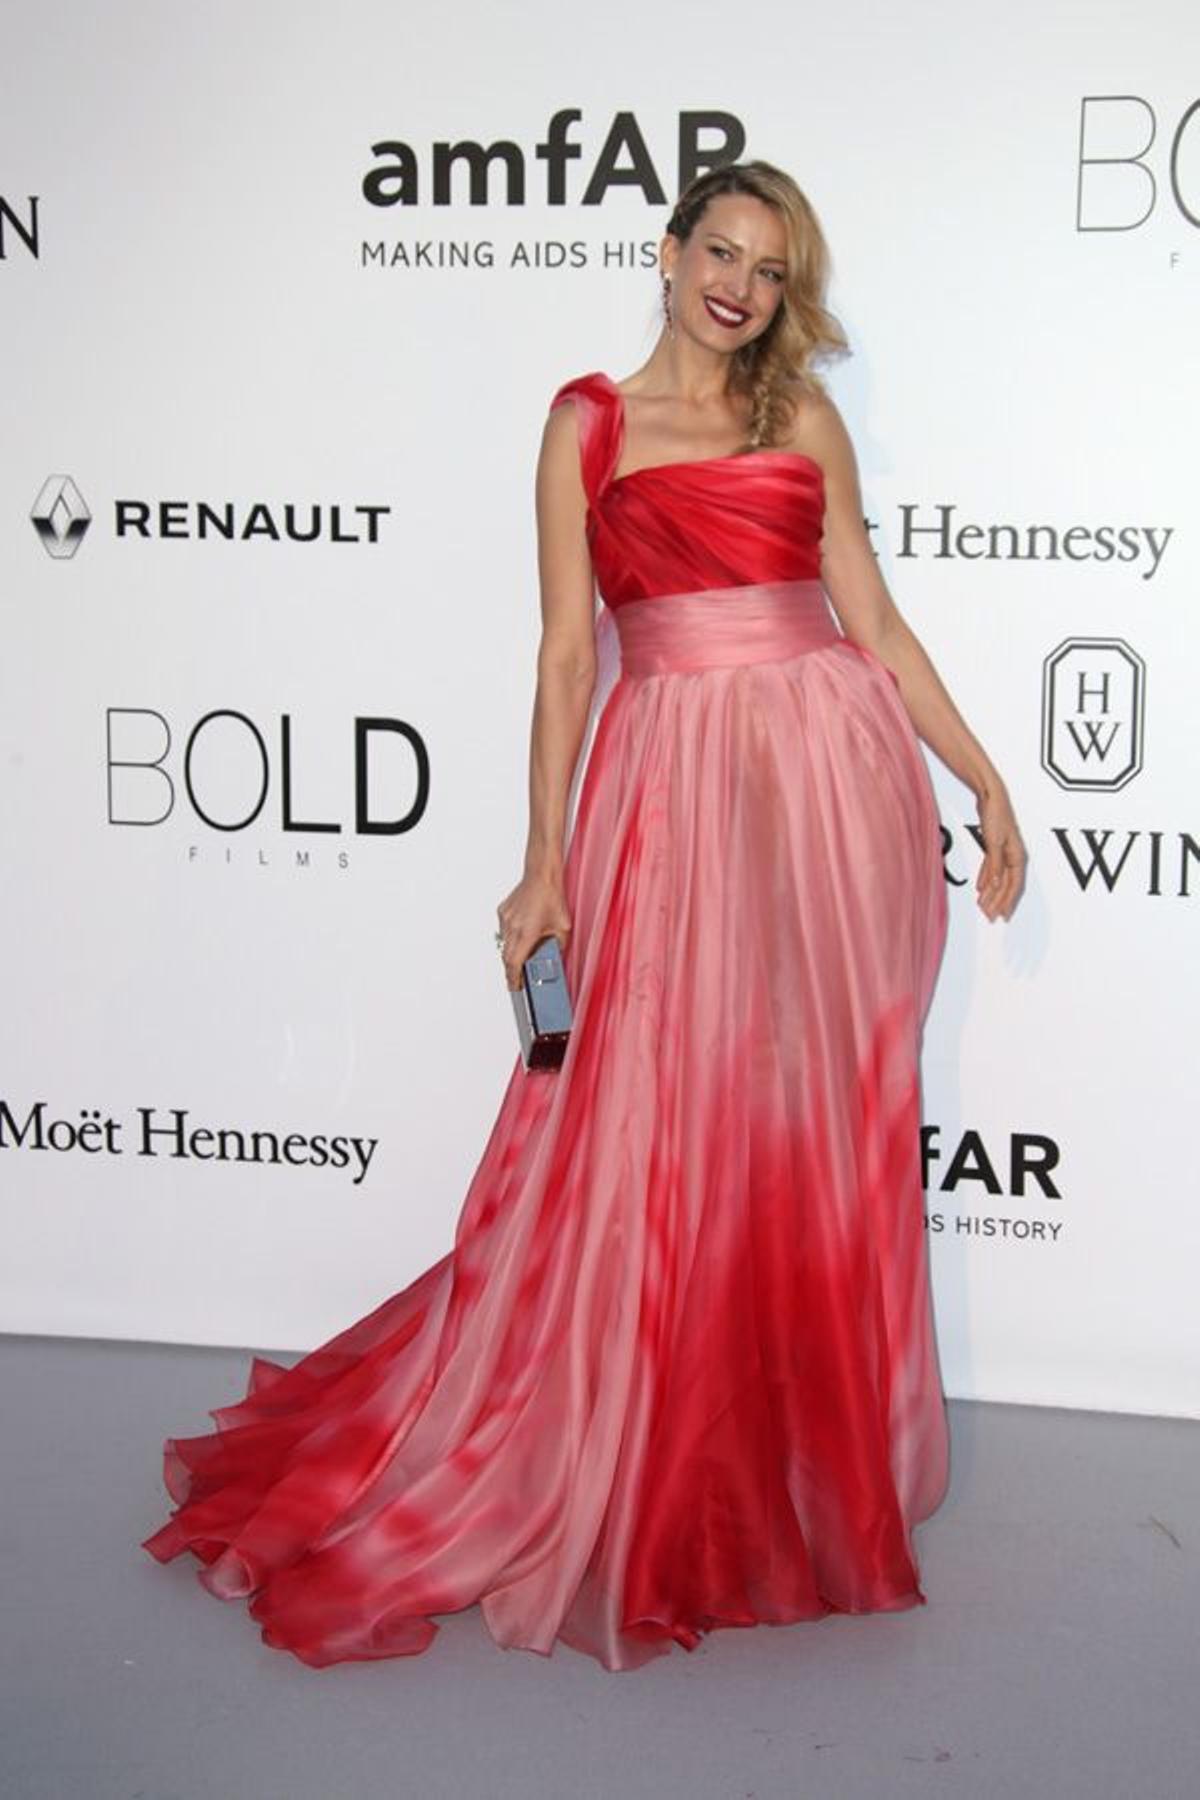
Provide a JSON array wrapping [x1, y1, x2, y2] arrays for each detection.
[[664, 159, 849, 448]]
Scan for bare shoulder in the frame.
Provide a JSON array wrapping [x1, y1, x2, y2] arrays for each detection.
[[536, 391, 588, 516], [542, 389, 580, 446], [538, 391, 584, 474], [778, 383, 858, 476]]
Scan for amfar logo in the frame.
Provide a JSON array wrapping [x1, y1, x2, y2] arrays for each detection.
[[363, 110, 746, 207], [1041, 637, 1145, 791], [922, 1122, 1065, 1247], [30, 481, 390, 555], [1076, 95, 1199, 230], [0, 192, 39, 259], [31, 476, 92, 559]]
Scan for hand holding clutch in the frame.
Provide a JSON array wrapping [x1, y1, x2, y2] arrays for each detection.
[[510, 933, 573, 1069]]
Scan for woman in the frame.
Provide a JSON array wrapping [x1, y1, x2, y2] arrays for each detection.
[[143, 159, 1026, 1673]]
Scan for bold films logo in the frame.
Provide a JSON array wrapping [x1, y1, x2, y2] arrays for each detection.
[[105, 708, 431, 866], [1076, 94, 1200, 242]]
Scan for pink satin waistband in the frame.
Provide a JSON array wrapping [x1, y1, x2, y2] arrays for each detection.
[[611, 579, 841, 676]]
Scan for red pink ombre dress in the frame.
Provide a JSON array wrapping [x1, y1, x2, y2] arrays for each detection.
[[143, 370, 950, 1673]]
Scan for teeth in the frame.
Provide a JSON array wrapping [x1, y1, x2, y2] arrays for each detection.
[[707, 298, 748, 322]]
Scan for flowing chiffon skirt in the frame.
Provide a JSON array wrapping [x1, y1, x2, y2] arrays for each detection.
[[143, 577, 950, 1673]]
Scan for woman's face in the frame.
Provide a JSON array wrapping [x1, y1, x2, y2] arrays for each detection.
[[662, 192, 788, 348]]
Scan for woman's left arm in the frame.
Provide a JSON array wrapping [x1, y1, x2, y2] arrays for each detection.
[[798, 390, 1027, 922]]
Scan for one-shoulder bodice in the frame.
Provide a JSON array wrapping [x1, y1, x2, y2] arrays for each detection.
[[548, 370, 826, 609]]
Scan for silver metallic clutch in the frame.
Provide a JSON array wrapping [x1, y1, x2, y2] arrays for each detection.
[[510, 934, 573, 1070]]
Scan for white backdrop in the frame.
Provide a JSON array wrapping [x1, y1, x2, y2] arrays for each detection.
[[3, 1, 1197, 1418]]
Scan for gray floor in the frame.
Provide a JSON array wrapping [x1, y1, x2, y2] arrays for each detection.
[[1, 1336, 1197, 1800]]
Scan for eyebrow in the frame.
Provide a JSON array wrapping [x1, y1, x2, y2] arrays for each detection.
[[704, 231, 787, 267]]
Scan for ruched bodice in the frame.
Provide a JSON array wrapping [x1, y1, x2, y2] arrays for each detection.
[[548, 370, 826, 608]]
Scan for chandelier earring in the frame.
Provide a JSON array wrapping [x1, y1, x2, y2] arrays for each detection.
[[661, 271, 674, 338]]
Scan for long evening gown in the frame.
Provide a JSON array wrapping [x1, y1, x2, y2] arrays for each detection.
[[142, 369, 950, 1673]]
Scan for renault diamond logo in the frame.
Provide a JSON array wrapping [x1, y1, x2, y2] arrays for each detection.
[[31, 475, 91, 558], [1041, 637, 1145, 791]]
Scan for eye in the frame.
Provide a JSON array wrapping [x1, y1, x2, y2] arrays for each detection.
[[708, 245, 733, 261], [761, 268, 785, 285]]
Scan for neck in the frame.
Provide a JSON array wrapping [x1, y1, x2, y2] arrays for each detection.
[[635, 333, 736, 403]]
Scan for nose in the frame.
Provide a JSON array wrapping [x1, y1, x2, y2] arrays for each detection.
[[725, 263, 753, 302]]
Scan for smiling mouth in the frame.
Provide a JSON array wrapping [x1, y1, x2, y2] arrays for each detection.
[[703, 295, 752, 328]]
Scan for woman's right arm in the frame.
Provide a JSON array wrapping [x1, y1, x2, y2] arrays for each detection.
[[495, 400, 599, 990]]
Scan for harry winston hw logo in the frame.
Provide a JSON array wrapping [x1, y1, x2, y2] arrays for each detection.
[[31, 475, 91, 558], [1041, 637, 1145, 792]]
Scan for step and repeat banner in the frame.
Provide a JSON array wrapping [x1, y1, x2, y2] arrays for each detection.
[[2, 3, 1197, 1417]]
